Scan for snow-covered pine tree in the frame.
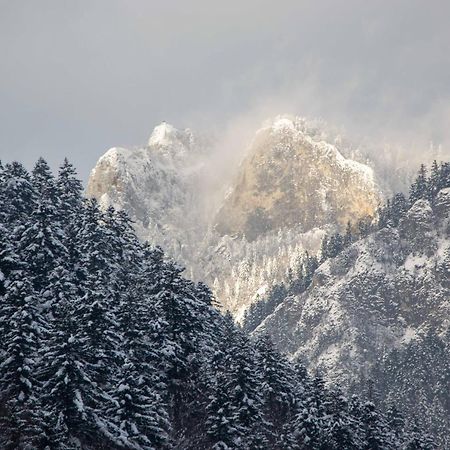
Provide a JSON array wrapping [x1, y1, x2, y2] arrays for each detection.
[[76, 200, 122, 387], [322, 389, 361, 449], [151, 258, 209, 435], [31, 158, 59, 210], [206, 316, 266, 449], [39, 292, 107, 448], [0, 261, 45, 449], [0, 162, 36, 228], [255, 333, 296, 447], [390, 192, 408, 226], [108, 357, 171, 450], [107, 227, 172, 449], [0, 225, 15, 296], [57, 158, 84, 231], [409, 164, 429, 205], [428, 160, 439, 199], [18, 199, 67, 298]]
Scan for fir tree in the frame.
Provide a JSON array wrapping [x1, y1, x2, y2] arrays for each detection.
[[255, 334, 296, 447], [344, 221, 354, 247], [409, 164, 429, 205], [1, 162, 35, 228], [57, 158, 84, 228], [0, 266, 44, 449], [390, 192, 408, 226]]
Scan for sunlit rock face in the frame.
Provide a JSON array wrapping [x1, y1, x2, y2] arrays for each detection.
[[87, 116, 382, 317], [215, 116, 381, 241]]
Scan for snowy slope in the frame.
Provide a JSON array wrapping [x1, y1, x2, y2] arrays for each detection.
[[256, 188, 450, 443]]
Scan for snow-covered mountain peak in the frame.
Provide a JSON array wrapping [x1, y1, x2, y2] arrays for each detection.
[[260, 115, 328, 141], [147, 121, 193, 152], [148, 121, 176, 145], [269, 115, 297, 133]]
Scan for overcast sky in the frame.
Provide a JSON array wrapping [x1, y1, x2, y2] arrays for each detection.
[[1, 0, 449, 181]]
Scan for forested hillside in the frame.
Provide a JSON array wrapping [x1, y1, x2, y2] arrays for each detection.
[[252, 161, 450, 446], [0, 158, 433, 449]]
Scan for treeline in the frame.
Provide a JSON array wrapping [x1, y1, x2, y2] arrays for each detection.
[[0, 158, 433, 449], [243, 160, 450, 336]]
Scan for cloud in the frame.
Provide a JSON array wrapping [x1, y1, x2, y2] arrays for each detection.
[[0, 0, 449, 180]]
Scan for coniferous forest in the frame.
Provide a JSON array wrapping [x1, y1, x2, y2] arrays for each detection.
[[0, 158, 436, 449]]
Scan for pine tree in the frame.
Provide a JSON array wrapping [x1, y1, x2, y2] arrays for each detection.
[[428, 160, 441, 200], [108, 234, 172, 449], [109, 359, 171, 450], [409, 164, 429, 205], [32, 157, 60, 214], [359, 401, 391, 450], [1, 162, 35, 228], [57, 158, 84, 228], [76, 201, 122, 387], [0, 226, 15, 296], [255, 334, 296, 447], [205, 365, 243, 450], [440, 162, 450, 188], [343, 221, 354, 247], [320, 235, 330, 262], [206, 316, 266, 449], [385, 402, 405, 446], [0, 264, 45, 449], [390, 193, 408, 226], [322, 390, 360, 450], [291, 373, 324, 450], [303, 253, 319, 287], [378, 199, 393, 229], [17, 199, 67, 296], [39, 297, 106, 448]]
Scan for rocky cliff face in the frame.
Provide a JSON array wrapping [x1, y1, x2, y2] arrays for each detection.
[[87, 116, 382, 315], [256, 188, 450, 443], [87, 122, 209, 273], [215, 117, 380, 241]]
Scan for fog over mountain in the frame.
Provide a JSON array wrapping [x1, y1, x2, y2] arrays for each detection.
[[87, 117, 382, 314]]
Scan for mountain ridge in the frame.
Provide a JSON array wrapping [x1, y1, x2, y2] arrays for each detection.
[[87, 116, 382, 316]]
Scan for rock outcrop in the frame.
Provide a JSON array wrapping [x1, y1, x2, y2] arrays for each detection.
[[215, 116, 380, 241]]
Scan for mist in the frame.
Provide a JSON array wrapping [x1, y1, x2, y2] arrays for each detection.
[[1, 0, 449, 181]]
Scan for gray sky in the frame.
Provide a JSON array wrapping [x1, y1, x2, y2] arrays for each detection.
[[1, 0, 449, 182]]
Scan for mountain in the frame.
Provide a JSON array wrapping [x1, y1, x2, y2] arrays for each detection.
[[87, 116, 382, 317], [255, 183, 450, 444], [87, 122, 210, 278], [88, 123, 450, 443]]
